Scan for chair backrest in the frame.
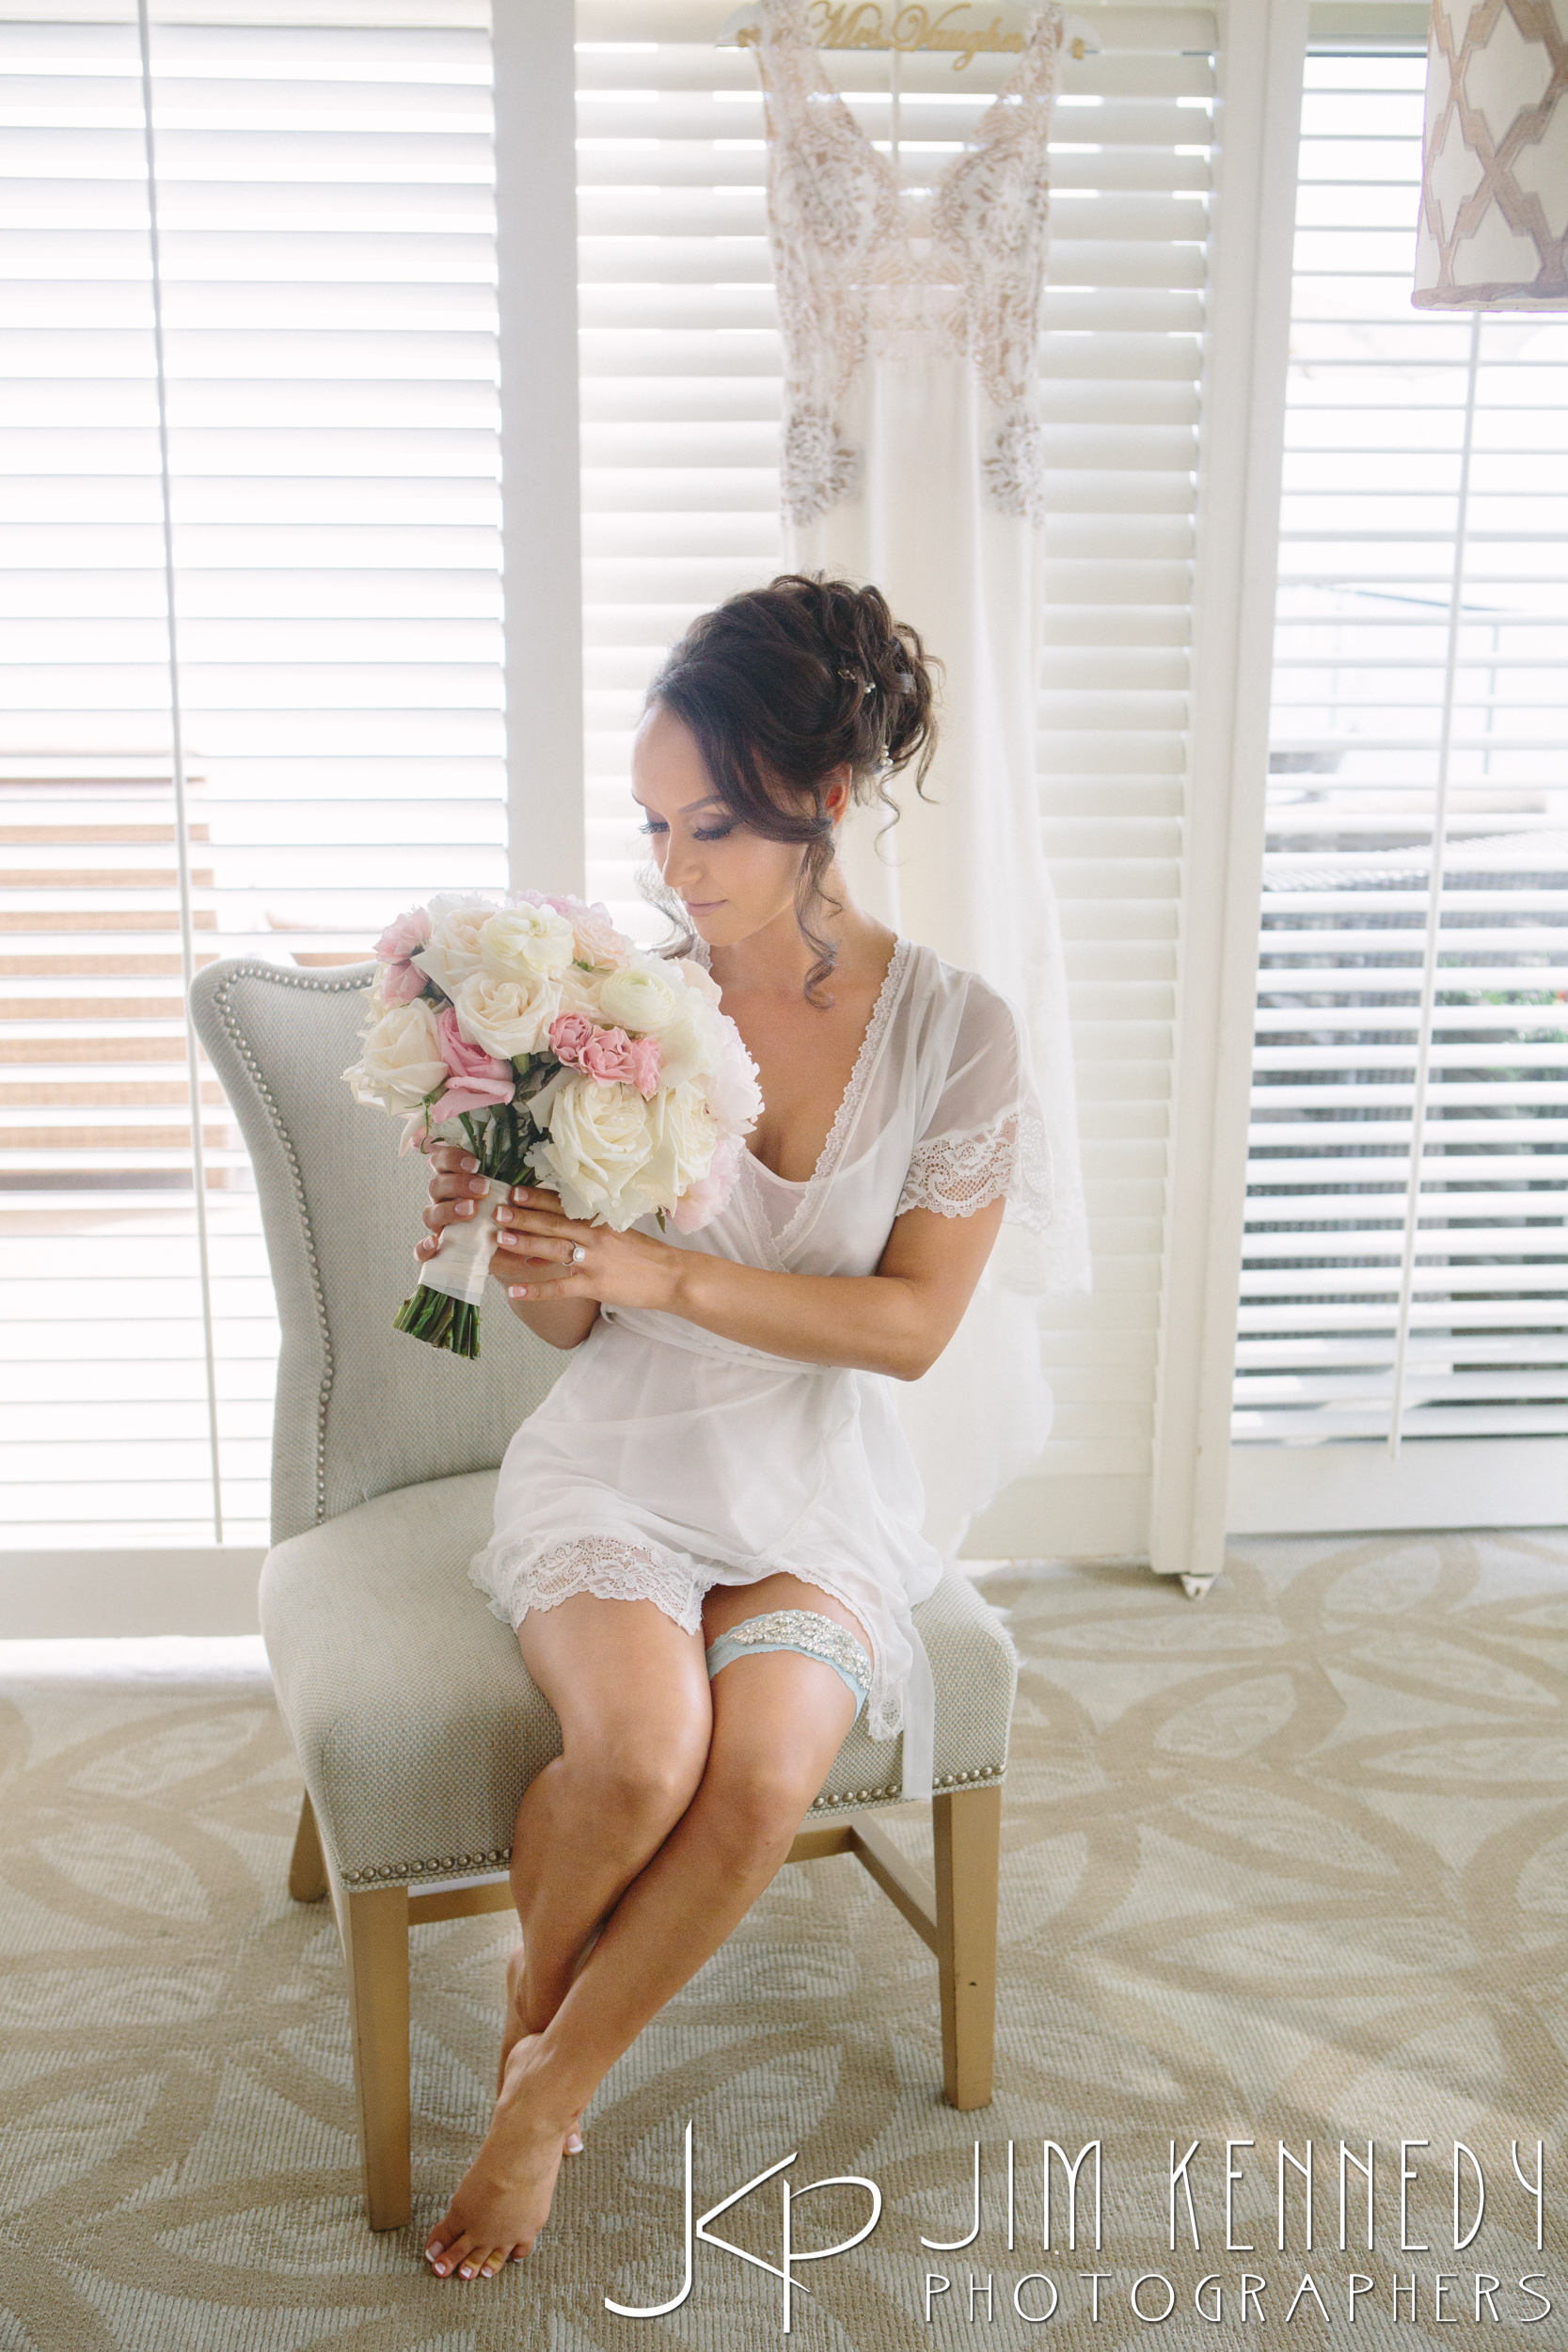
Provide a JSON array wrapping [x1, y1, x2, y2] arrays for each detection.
[[191, 958, 562, 1545]]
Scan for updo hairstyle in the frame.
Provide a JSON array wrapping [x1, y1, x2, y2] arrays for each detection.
[[645, 573, 939, 1002]]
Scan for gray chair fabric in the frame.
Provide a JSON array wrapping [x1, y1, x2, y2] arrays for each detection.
[[192, 955, 1018, 1888], [262, 1470, 1018, 1885], [191, 960, 562, 1542]]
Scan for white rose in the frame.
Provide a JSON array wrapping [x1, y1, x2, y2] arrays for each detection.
[[343, 998, 447, 1113], [451, 965, 561, 1063], [562, 898, 632, 970], [531, 1068, 662, 1231], [412, 893, 500, 999], [482, 903, 574, 981], [637, 1080, 721, 1211]]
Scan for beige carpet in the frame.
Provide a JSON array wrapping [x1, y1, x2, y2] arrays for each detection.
[[2, 1531, 1565, 2350]]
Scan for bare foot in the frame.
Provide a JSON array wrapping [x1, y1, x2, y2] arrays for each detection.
[[498, 1950, 583, 2153], [425, 2040, 584, 2280]]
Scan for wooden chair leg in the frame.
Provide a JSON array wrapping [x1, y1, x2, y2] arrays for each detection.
[[288, 1792, 329, 1902], [932, 1783, 1002, 2110], [340, 1884, 412, 2230]]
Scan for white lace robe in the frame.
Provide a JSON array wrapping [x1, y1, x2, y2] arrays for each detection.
[[470, 941, 1048, 1799]]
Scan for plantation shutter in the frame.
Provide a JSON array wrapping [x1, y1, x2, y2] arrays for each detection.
[[0, 0, 501, 1555], [576, 0, 1216, 1555], [1230, 30, 1568, 1531]]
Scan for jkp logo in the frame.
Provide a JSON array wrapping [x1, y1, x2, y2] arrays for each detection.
[[604, 2122, 881, 2331]]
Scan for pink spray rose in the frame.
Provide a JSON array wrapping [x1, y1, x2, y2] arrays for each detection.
[[548, 1010, 595, 1066], [430, 1005, 515, 1124], [626, 1034, 661, 1100], [579, 1025, 641, 1086], [551, 1012, 661, 1098], [373, 906, 432, 1005]]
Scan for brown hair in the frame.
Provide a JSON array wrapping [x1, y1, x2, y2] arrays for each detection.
[[645, 573, 939, 1002]]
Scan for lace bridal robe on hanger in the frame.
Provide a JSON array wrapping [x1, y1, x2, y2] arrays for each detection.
[[748, 0, 1093, 1549]]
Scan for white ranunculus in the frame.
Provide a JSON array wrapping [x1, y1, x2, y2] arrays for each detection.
[[596, 954, 722, 1089], [451, 965, 562, 1064], [344, 998, 448, 1112], [411, 893, 499, 1000], [481, 902, 575, 982], [531, 1068, 662, 1230], [594, 954, 687, 1041]]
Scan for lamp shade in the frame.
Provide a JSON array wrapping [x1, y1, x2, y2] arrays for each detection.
[[1415, 0, 1568, 307]]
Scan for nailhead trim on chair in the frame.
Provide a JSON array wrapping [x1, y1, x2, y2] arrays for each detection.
[[211, 961, 374, 1528], [332, 1767, 1007, 1885]]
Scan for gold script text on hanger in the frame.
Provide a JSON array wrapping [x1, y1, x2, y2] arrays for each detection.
[[728, 4, 1027, 68], [722, 5, 1095, 69]]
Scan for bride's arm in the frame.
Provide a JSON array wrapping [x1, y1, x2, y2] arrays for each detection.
[[496, 1181, 1005, 1381]]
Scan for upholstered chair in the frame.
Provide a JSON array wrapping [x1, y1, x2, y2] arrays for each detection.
[[191, 957, 1020, 2230]]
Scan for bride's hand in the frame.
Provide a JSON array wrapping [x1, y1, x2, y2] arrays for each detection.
[[414, 1147, 677, 1312], [490, 1185, 679, 1314]]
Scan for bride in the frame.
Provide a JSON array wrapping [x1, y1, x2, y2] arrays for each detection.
[[417, 574, 1050, 2281]]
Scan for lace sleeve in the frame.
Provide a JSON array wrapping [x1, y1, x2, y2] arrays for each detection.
[[896, 1107, 1053, 1232]]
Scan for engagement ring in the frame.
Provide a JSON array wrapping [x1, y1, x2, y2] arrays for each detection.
[[570, 1244, 587, 1264]]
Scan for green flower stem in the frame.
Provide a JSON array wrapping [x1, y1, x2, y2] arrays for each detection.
[[393, 1282, 481, 1359]]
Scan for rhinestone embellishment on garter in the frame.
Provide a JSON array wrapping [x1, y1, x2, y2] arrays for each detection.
[[708, 1609, 871, 1692]]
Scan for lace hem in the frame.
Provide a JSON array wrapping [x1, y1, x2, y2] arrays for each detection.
[[470, 1534, 707, 1638], [896, 1108, 1053, 1233]]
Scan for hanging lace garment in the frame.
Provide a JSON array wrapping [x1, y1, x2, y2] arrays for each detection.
[[750, 0, 1092, 1553]]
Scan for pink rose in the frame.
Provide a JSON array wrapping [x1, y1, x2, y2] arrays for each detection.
[[626, 1034, 661, 1100], [375, 906, 431, 963], [430, 1005, 515, 1124], [373, 906, 432, 1006], [549, 1010, 595, 1066], [377, 957, 428, 1007], [580, 1025, 640, 1085]]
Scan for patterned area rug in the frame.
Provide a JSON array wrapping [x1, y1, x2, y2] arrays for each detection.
[[2, 1531, 1565, 2351]]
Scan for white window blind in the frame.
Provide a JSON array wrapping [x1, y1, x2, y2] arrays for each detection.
[[576, 0, 1215, 1553], [0, 0, 500, 1551], [1231, 42, 1568, 1518]]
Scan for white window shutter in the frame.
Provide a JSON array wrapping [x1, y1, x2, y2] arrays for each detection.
[[0, 0, 502, 1552], [1230, 40, 1568, 1533]]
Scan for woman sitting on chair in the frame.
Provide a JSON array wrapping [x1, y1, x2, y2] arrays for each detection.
[[418, 574, 1050, 2280]]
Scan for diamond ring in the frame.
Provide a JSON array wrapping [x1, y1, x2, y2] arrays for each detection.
[[570, 1244, 587, 1265]]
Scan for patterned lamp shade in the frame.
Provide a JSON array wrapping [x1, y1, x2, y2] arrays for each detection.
[[1415, 0, 1568, 307]]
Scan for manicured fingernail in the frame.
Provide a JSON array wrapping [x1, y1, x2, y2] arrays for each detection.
[[512, 1185, 530, 1202], [456, 1200, 473, 1216], [461, 1157, 478, 1172], [509, 1286, 529, 1298], [496, 1205, 512, 1222], [469, 1178, 486, 1195], [566, 2131, 583, 2153]]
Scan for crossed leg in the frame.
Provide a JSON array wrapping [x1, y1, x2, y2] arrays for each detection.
[[424, 1572, 866, 2280]]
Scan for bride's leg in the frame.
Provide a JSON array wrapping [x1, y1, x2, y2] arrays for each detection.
[[425, 1579, 862, 2280], [499, 1595, 711, 2076]]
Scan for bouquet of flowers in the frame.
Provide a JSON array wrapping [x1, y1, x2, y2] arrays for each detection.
[[344, 892, 761, 1358]]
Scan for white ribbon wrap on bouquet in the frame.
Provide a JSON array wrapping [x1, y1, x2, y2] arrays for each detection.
[[418, 1178, 502, 1309]]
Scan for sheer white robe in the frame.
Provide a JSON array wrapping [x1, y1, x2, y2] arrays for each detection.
[[471, 940, 1050, 1799]]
